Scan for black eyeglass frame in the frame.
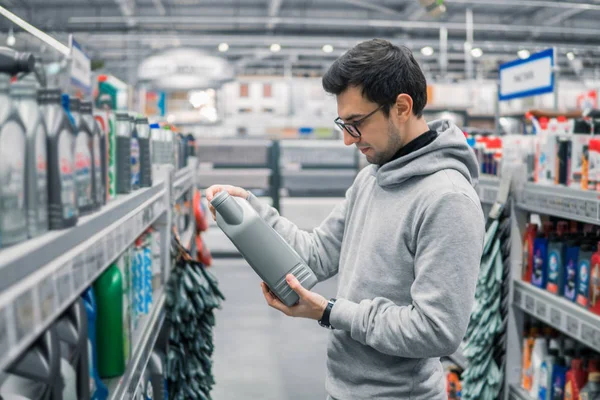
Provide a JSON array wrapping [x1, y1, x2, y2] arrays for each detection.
[[334, 105, 385, 138]]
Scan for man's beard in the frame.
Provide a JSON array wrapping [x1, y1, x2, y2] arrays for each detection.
[[366, 122, 402, 166]]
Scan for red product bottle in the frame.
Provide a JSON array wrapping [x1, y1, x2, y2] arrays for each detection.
[[564, 359, 587, 400], [590, 242, 600, 315], [523, 223, 539, 283]]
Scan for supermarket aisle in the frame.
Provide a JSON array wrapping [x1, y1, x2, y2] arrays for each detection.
[[211, 258, 339, 400]]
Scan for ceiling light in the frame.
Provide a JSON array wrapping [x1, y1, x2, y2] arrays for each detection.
[[167, 114, 175, 123], [517, 49, 530, 59], [567, 51, 576, 61], [218, 42, 229, 52], [270, 43, 281, 52], [420, 46, 434, 57], [322, 44, 334, 53], [6, 28, 15, 47], [471, 48, 483, 58]]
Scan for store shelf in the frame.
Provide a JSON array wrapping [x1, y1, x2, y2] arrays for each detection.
[[107, 291, 166, 400], [447, 341, 468, 370], [0, 183, 168, 371], [517, 183, 600, 225], [478, 174, 500, 205], [173, 164, 194, 201], [513, 280, 600, 352], [509, 384, 535, 400]]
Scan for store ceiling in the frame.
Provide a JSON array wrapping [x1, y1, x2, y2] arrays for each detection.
[[3, 0, 600, 83]]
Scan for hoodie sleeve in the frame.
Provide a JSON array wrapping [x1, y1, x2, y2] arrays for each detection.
[[245, 189, 350, 282], [329, 191, 484, 358]]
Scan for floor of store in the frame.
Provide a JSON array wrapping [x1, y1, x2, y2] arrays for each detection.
[[211, 258, 339, 400]]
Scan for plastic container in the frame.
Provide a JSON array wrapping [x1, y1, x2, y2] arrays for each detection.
[[130, 116, 140, 190], [70, 98, 95, 216], [530, 329, 549, 397], [135, 117, 152, 188], [150, 123, 162, 165], [532, 223, 553, 288], [212, 191, 318, 306], [81, 288, 109, 400], [576, 242, 594, 307], [564, 239, 581, 303], [81, 101, 104, 209], [589, 138, 600, 191], [116, 113, 132, 194], [148, 351, 167, 400], [579, 372, 600, 400], [564, 358, 587, 400], [522, 326, 538, 391], [547, 221, 568, 294], [538, 336, 560, 400], [590, 242, 600, 315], [39, 89, 78, 229]]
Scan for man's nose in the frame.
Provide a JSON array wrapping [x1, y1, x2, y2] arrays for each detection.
[[343, 130, 360, 146]]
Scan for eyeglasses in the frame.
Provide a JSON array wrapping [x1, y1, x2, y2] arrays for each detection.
[[334, 105, 385, 138]]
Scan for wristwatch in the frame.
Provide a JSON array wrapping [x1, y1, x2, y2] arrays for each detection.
[[318, 298, 337, 329]]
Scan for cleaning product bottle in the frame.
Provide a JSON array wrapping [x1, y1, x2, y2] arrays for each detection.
[[522, 325, 538, 391], [532, 222, 553, 288], [565, 359, 588, 400], [81, 101, 104, 210], [590, 242, 600, 315], [551, 357, 569, 400], [212, 190, 319, 307], [130, 115, 140, 190], [565, 237, 582, 303], [81, 288, 108, 400], [531, 327, 550, 398], [579, 372, 600, 399], [93, 263, 128, 378], [11, 69, 49, 239], [39, 89, 77, 229], [0, 48, 33, 247], [576, 241, 594, 307], [135, 117, 152, 188], [97, 96, 115, 200], [523, 223, 539, 283], [116, 112, 131, 194], [547, 221, 569, 294], [70, 98, 95, 215], [539, 334, 560, 400]]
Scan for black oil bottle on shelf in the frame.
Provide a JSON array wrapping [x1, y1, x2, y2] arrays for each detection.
[[11, 65, 48, 239], [135, 117, 152, 187], [40, 89, 77, 229], [81, 101, 104, 209], [70, 98, 95, 215], [0, 48, 34, 247], [115, 112, 132, 194]]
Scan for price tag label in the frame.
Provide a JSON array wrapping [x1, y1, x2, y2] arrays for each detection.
[[535, 301, 547, 320], [586, 201, 598, 219], [126, 220, 134, 244], [85, 247, 96, 281], [550, 308, 561, 328], [107, 230, 116, 260], [514, 288, 522, 306], [56, 261, 73, 306], [13, 289, 36, 341], [72, 253, 86, 290], [116, 225, 125, 254], [95, 243, 104, 273], [582, 324, 595, 347], [38, 277, 57, 321], [0, 306, 10, 358], [566, 315, 579, 337], [525, 295, 535, 313]]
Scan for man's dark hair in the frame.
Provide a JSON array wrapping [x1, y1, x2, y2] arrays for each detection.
[[322, 39, 427, 118]]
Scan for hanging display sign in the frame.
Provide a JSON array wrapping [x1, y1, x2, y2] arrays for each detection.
[[68, 34, 92, 97], [498, 48, 555, 101]]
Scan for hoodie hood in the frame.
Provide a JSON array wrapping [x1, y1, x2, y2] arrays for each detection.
[[374, 119, 479, 188]]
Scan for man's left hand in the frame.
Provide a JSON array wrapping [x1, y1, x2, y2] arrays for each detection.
[[261, 274, 328, 320]]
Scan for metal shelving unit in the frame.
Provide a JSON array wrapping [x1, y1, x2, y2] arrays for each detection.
[[174, 158, 197, 251], [513, 280, 600, 352], [478, 174, 500, 205], [0, 177, 171, 371], [107, 292, 166, 400], [509, 384, 534, 400]]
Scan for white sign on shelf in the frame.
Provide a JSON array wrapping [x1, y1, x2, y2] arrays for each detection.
[[68, 35, 92, 96], [499, 48, 555, 101]]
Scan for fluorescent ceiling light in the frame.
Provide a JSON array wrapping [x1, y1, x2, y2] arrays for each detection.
[[567, 51, 575, 61], [420, 46, 434, 56], [471, 47, 483, 58], [517, 49, 530, 59], [322, 44, 333, 53], [6, 27, 15, 47], [270, 43, 281, 52], [218, 42, 229, 52]]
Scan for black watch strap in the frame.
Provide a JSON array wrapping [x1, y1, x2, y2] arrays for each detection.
[[318, 298, 337, 329]]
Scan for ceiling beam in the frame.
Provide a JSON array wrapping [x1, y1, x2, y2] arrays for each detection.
[[267, 0, 282, 29], [446, 0, 600, 12], [540, 8, 584, 26], [335, 0, 404, 16]]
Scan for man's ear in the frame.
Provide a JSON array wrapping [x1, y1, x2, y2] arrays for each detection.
[[394, 94, 413, 122]]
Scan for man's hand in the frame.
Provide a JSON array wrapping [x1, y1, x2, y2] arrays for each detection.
[[261, 274, 328, 320], [205, 184, 249, 220]]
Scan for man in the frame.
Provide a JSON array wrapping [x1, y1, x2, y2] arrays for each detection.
[[206, 39, 485, 400]]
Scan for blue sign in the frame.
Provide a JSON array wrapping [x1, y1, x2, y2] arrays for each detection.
[[498, 48, 555, 101]]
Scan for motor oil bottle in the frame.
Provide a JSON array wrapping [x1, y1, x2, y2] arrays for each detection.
[[135, 117, 152, 187], [81, 288, 109, 400], [212, 190, 318, 306], [81, 101, 104, 209], [129, 116, 140, 190], [576, 241, 594, 307], [11, 72, 48, 239], [0, 48, 33, 247], [150, 123, 162, 165], [70, 98, 95, 215], [547, 221, 568, 294], [590, 242, 600, 315], [523, 223, 539, 283], [39, 89, 77, 229], [97, 95, 115, 200], [532, 222, 553, 288], [116, 112, 131, 194], [564, 236, 581, 303]]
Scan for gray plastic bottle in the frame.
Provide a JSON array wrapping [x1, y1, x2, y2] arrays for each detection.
[[70, 98, 95, 215], [135, 117, 152, 187], [0, 50, 32, 247], [11, 73, 48, 239], [80, 101, 104, 209], [39, 89, 77, 229], [129, 116, 140, 190], [211, 191, 318, 306], [116, 112, 131, 194]]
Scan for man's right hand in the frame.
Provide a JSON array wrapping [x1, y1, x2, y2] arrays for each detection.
[[205, 185, 250, 221]]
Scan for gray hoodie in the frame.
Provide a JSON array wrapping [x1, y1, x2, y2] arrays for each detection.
[[247, 120, 485, 400]]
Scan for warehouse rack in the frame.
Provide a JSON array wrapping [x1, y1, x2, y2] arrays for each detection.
[[174, 157, 198, 251]]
